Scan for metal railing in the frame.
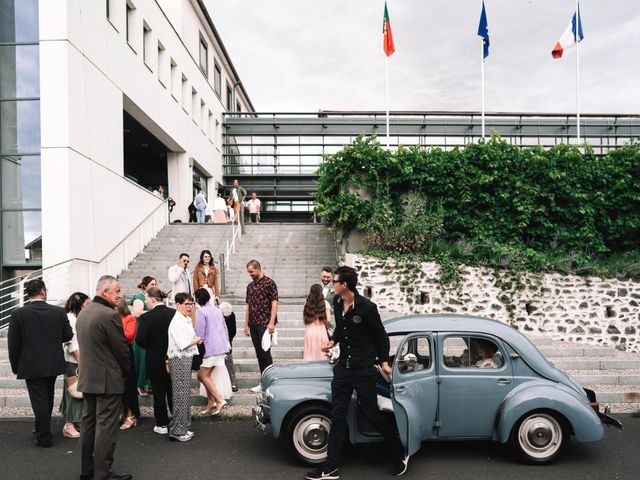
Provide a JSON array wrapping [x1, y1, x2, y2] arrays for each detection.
[[0, 200, 170, 329], [222, 215, 243, 271], [0, 260, 75, 328]]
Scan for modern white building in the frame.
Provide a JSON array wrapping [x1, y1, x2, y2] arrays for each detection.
[[0, 0, 254, 291]]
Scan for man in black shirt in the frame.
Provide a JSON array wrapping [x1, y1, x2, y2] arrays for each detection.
[[305, 266, 408, 480]]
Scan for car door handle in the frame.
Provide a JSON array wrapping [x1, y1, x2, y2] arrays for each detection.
[[497, 378, 511, 385], [395, 386, 406, 393]]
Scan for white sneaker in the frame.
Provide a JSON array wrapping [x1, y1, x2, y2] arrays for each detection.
[[153, 426, 168, 435], [250, 384, 262, 393]]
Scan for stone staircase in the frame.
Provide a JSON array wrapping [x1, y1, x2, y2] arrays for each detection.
[[1, 223, 639, 414]]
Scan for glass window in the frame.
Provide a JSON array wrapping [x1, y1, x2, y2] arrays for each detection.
[[443, 336, 504, 369], [0, 45, 40, 99], [2, 210, 41, 264], [199, 34, 208, 77], [0, 0, 39, 43], [397, 336, 431, 374], [213, 60, 221, 96], [0, 100, 40, 154], [1, 155, 40, 209]]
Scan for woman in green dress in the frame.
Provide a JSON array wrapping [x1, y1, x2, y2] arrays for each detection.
[[130, 276, 157, 395]]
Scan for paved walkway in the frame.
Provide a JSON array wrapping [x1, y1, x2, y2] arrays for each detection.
[[0, 416, 635, 480]]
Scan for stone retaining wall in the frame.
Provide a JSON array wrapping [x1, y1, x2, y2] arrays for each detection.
[[345, 254, 640, 352]]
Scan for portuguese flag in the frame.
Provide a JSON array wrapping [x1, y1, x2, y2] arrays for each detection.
[[383, 2, 395, 57]]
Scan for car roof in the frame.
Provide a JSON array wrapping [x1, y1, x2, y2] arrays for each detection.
[[383, 313, 579, 390]]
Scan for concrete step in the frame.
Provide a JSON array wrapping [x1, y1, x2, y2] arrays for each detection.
[[550, 358, 640, 370]]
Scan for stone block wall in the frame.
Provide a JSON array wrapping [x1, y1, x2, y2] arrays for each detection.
[[346, 254, 640, 352]]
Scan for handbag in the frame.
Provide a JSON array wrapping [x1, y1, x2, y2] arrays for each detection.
[[191, 343, 206, 371], [64, 368, 83, 399]]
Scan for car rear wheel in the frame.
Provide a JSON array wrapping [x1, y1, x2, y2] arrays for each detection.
[[287, 404, 332, 466], [509, 411, 568, 464]]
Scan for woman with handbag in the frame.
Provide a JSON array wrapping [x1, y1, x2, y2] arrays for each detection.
[[116, 299, 140, 430], [167, 293, 202, 442], [194, 288, 230, 416], [60, 292, 90, 438]]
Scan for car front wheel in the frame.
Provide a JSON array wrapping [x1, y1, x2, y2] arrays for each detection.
[[287, 404, 332, 465], [509, 411, 568, 464]]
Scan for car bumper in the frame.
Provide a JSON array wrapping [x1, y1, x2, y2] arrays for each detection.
[[253, 397, 271, 432]]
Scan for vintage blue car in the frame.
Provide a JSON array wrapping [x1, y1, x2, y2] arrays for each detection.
[[253, 314, 622, 465]]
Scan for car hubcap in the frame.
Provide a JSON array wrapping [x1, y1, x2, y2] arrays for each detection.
[[303, 422, 328, 447], [293, 414, 331, 462], [518, 413, 563, 459]]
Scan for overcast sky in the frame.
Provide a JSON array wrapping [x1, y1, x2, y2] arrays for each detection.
[[205, 0, 640, 114]]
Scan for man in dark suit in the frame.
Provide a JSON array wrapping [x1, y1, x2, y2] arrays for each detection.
[[76, 275, 131, 480], [8, 279, 73, 447], [135, 287, 175, 434]]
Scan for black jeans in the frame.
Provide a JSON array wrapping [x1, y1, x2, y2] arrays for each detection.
[[150, 376, 173, 427], [249, 324, 273, 373], [25, 376, 56, 445], [324, 364, 404, 471]]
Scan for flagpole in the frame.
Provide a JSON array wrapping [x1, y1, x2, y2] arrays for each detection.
[[481, 19, 485, 140], [575, 0, 581, 144], [386, 55, 390, 148]]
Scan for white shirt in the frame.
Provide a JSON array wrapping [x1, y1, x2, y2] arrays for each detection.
[[167, 310, 199, 358], [247, 198, 261, 214], [213, 196, 227, 211], [232, 188, 239, 201], [63, 312, 79, 364], [168, 265, 192, 301]]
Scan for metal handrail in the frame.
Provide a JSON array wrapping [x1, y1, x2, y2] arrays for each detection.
[[223, 217, 242, 271]]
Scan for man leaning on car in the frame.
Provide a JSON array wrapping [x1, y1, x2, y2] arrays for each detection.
[[305, 266, 408, 480]]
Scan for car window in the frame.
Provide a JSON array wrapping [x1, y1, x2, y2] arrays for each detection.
[[443, 336, 504, 369], [397, 336, 431, 374]]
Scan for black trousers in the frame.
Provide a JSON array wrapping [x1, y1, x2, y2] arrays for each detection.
[[25, 376, 57, 445], [150, 376, 173, 427], [249, 324, 273, 373], [324, 364, 404, 472], [80, 393, 122, 480]]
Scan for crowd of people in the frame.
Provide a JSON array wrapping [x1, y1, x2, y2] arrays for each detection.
[[187, 179, 261, 224], [7, 256, 412, 479]]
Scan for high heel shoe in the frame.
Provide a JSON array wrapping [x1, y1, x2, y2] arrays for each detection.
[[120, 416, 137, 430], [199, 404, 216, 416], [211, 401, 227, 416], [62, 424, 80, 438]]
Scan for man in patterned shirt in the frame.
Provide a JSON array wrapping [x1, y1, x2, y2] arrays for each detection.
[[244, 260, 278, 393]]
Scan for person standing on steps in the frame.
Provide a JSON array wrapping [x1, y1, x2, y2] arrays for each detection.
[[134, 287, 175, 435], [168, 253, 192, 304], [305, 266, 408, 480], [320, 266, 336, 312], [244, 260, 278, 393], [219, 301, 238, 392], [8, 279, 73, 448], [194, 186, 208, 223], [231, 179, 247, 224]]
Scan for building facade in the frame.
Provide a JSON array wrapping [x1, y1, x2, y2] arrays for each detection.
[[0, 0, 253, 288]]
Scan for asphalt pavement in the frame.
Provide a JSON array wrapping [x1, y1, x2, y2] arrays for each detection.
[[0, 415, 636, 480]]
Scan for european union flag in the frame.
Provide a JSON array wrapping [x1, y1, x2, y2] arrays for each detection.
[[478, 0, 490, 59]]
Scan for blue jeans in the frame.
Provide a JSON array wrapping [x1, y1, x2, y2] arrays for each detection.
[[196, 208, 205, 223]]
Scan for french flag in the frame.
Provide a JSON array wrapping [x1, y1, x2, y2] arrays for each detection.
[[552, 4, 584, 59]]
